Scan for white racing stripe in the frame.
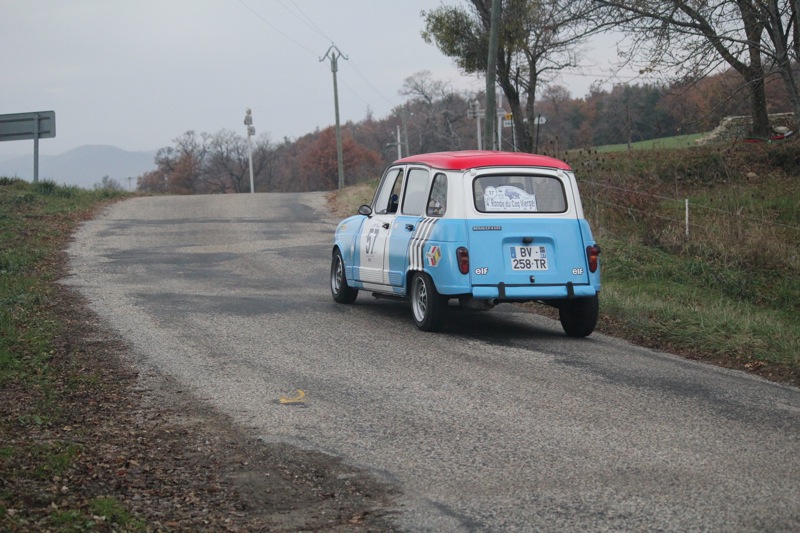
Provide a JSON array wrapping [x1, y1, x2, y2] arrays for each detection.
[[408, 218, 438, 271]]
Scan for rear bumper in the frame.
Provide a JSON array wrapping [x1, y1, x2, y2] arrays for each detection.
[[472, 282, 598, 300]]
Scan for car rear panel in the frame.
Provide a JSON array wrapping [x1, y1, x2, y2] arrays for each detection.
[[467, 217, 594, 300], [465, 168, 596, 301]]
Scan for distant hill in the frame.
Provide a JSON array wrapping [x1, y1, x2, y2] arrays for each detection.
[[0, 145, 157, 189]]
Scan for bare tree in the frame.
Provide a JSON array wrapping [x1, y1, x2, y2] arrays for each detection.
[[423, 0, 602, 152], [251, 135, 275, 192], [398, 71, 471, 154], [93, 175, 124, 191], [591, 0, 800, 135], [758, 0, 800, 128], [205, 130, 251, 193], [170, 131, 211, 194]]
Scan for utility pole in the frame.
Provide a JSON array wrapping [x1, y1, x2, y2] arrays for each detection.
[[485, 0, 501, 150], [386, 125, 403, 159], [394, 125, 402, 159], [320, 44, 348, 190]]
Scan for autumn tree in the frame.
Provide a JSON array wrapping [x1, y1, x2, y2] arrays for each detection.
[[535, 85, 575, 153], [300, 127, 382, 191], [346, 108, 394, 166], [590, 84, 678, 147], [138, 143, 205, 194], [662, 69, 757, 133], [145, 131, 210, 194], [422, 0, 601, 153]]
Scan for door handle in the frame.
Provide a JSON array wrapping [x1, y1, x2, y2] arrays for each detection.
[[405, 224, 415, 231], [382, 223, 390, 229]]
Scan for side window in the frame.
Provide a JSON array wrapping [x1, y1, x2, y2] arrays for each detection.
[[373, 168, 404, 214], [401, 168, 431, 216], [426, 173, 447, 217]]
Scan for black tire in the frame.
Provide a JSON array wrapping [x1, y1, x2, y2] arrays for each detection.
[[410, 272, 448, 332], [559, 295, 599, 337], [331, 249, 358, 304]]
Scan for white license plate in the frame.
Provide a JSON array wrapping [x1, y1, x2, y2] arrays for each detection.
[[510, 246, 548, 270]]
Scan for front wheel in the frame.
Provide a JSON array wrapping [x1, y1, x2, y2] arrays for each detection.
[[558, 295, 599, 337], [410, 272, 448, 332], [331, 249, 358, 304]]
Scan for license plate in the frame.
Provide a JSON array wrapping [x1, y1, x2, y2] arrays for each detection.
[[510, 246, 548, 270]]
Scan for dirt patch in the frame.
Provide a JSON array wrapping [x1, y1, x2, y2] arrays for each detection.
[[1, 264, 400, 531]]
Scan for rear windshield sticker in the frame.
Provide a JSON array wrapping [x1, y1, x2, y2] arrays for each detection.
[[484, 186, 538, 212]]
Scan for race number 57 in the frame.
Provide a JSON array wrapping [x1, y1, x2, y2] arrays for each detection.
[[365, 226, 380, 255]]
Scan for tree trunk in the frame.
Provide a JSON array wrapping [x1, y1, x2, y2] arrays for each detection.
[[794, 1, 800, 61], [737, 1, 771, 137], [501, 78, 532, 152], [766, 0, 800, 131], [745, 67, 772, 137]]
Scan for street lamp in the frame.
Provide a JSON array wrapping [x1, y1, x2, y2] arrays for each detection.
[[244, 108, 255, 193]]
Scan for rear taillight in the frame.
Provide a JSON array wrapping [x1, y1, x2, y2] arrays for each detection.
[[456, 247, 470, 274], [587, 245, 600, 273]]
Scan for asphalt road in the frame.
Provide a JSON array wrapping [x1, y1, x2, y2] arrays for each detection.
[[66, 193, 800, 531]]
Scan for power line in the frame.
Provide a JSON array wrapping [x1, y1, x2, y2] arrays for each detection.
[[235, 0, 392, 112], [279, 0, 398, 108], [347, 62, 396, 108], [284, 0, 333, 43], [235, 0, 317, 55]]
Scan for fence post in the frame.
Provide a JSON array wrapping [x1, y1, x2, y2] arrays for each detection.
[[685, 199, 689, 238]]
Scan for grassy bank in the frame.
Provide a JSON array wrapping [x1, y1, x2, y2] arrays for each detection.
[[330, 141, 800, 385], [593, 133, 705, 152], [0, 178, 138, 531], [573, 142, 799, 382], [1, 178, 125, 389]]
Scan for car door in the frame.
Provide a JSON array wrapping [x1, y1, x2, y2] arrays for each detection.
[[385, 167, 431, 289], [354, 167, 403, 286]]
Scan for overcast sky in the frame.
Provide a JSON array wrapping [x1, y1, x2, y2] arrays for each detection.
[[1, 0, 632, 160]]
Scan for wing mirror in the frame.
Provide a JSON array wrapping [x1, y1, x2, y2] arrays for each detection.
[[358, 204, 373, 216]]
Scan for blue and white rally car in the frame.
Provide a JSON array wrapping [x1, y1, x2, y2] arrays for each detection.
[[331, 150, 601, 336]]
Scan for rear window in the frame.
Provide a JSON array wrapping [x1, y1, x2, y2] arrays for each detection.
[[473, 174, 567, 213]]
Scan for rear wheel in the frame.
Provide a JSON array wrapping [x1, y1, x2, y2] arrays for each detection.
[[331, 249, 358, 304], [410, 272, 448, 332], [559, 295, 599, 337]]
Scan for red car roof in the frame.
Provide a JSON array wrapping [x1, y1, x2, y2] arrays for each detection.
[[393, 150, 572, 171]]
